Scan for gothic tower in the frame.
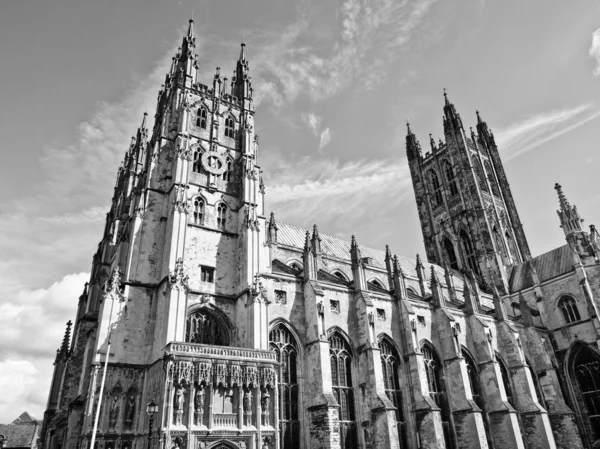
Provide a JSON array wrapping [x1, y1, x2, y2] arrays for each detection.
[[407, 92, 531, 293]]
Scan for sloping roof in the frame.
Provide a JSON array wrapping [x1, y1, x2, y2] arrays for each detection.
[[508, 244, 573, 292], [275, 222, 464, 290], [0, 423, 39, 448], [11, 413, 36, 425]]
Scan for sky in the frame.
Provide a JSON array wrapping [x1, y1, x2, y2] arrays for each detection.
[[0, 0, 599, 424]]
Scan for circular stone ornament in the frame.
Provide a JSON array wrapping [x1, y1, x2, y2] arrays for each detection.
[[201, 152, 226, 175]]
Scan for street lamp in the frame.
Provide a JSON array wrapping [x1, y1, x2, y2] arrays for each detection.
[[146, 401, 159, 449], [0, 434, 7, 449]]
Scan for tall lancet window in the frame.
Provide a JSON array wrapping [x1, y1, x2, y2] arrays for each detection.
[[329, 332, 356, 449], [197, 107, 208, 129], [473, 159, 489, 193], [460, 230, 479, 275], [379, 338, 407, 447], [269, 324, 300, 449], [225, 116, 235, 138], [463, 349, 492, 446], [217, 203, 227, 230], [573, 346, 600, 441], [497, 354, 515, 407], [444, 161, 459, 197], [443, 238, 459, 270], [185, 310, 229, 346], [484, 160, 501, 197], [193, 197, 204, 225], [423, 344, 454, 449], [429, 170, 443, 207], [559, 296, 581, 324], [193, 148, 202, 173], [222, 157, 233, 182]]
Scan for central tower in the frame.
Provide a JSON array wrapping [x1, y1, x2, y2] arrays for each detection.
[[407, 92, 531, 292]]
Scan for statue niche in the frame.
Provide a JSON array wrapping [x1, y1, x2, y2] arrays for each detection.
[[123, 389, 136, 431], [185, 309, 229, 346]]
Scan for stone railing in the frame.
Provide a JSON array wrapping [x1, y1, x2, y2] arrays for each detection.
[[166, 342, 278, 362], [213, 413, 238, 428]]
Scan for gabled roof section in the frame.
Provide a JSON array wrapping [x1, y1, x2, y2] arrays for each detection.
[[275, 221, 464, 290], [11, 412, 37, 425], [508, 244, 573, 292]]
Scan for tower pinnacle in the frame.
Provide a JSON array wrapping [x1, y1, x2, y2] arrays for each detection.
[[442, 89, 463, 133], [405, 121, 421, 161], [555, 183, 583, 235]]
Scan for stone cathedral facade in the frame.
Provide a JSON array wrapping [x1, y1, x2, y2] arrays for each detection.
[[40, 20, 600, 449]]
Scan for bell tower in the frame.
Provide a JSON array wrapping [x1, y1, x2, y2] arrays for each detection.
[[407, 92, 531, 293]]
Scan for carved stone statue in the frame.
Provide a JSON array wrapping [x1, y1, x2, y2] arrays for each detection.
[[108, 396, 120, 430], [174, 385, 185, 426], [194, 385, 205, 425], [261, 389, 270, 426], [124, 394, 135, 428], [243, 388, 253, 425]]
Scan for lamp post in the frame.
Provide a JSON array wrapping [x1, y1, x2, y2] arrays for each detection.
[[0, 433, 7, 449], [146, 401, 158, 449]]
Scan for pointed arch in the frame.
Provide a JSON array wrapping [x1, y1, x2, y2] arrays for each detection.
[[191, 196, 205, 225], [196, 106, 208, 129], [495, 352, 515, 407], [329, 330, 357, 448], [473, 158, 489, 193], [192, 146, 205, 173], [443, 160, 458, 197], [443, 237, 459, 270], [462, 347, 492, 445], [224, 115, 235, 139], [558, 295, 581, 324], [222, 156, 233, 182], [269, 323, 301, 449], [526, 358, 546, 409], [378, 334, 407, 446], [216, 202, 227, 230], [422, 341, 455, 449], [332, 270, 349, 282], [459, 229, 479, 275], [428, 169, 443, 207], [368, 278, 386, 291], [484, 160, 501, 197], [185, 307, 230, 346]]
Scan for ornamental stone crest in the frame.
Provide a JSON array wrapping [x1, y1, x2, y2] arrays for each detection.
[[173, 184, 191, 214], [168, 258, 189, 292], [104, 269, 125, 303]]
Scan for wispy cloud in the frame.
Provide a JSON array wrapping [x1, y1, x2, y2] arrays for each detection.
[[495, 103, 600, 160], [319, 128, 332, 151], [590, 28, 600, 76], [302, 112, 322, 136]]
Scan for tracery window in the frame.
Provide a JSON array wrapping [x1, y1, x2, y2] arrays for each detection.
[[559, 296, 581, 324], [460, 230, 479, 275], [423, 344, 454, 449], [497, 354, 515, 407], [193, 197, 204, 225], [463, 350, 492, 445], [222, 157, 233, 182], [444, 161, 459, 197], [197, 107, 208, 129], [573, 347, 600, 440], [484, 160, 501, 197], [473, 159, 489, 193], [329, 333, 357, 449], [270, 325, 300, 449], [185, 310, 228, 346], [193, 149, 202, 173], [443, 238, 459, 270], [217, 203, 227, 230], [225, 116, 235, 139], [429, 170, 443, 207], [379, 339, 407, 447]]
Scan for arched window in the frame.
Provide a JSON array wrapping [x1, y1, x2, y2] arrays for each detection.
[[463, 350, 492, 446], [217, 203, 227, 230], [526, 359, 546, 409], [225, 116, 235, 139], [573, 346, 600, 441], [222, 157, 233, 182], [559, 296, 581, 324], [379, 339, 407, 447], [196, 107, 208, 129], [473, 159, 489, 193], [193, 148, 202, 173], [270, 325, 300, 449], [289, 262, 303, 273], [443, 238, 459, 270], [444, 161, 459, 197], [429, 170, 443, 207], [333, 271, 348, 282], [423, 344, 454, 449], [497, 354, 515, 406], [329, 332, 356, 448], [369, 279, 385, 290], [460, 230, 479, 275], [484, 161, 501, 197], [193, 197, 204, 225], [186, 310, 229, 346]]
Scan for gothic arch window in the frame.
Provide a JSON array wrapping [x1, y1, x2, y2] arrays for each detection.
[[484, 160, 501, 197], [428, 170, 443, 207], [473, 159, 489, 193], [217, 203, 227, 230], [185, 309, 229, 346], [379, 338, 407, 447], [559, 296, 581, 324], [192, 197, 204, 225], [270, 324, 300, 449], [422, 344, 454, 449], [288, 261, 303, 273], [526, 359, 546, 409], [193, 148, 203, 173], [369, 279, 385, 290], [196, 107, 208, 129], [443, 238, 459, 270], [224, 115, 235, 139], [329, 332, 357, 448], [463, 349, 492, 445], [460, 230, 479, 275], [496, 353, 515, 407], [332, 271, 348, 282], [443, 161, 459, 197], [572, 345, 600, 441], [222, 157, 233, 182]]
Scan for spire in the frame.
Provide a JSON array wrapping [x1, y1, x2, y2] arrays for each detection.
[[405, 121, 422, 161], [430, 266, 445, 308], [475, 109, 495, 147], [442, 89, 464, 133], [350, 235, 361, 263], [239, 42, 246, 62], [186, 18, 195, 40], [267, 212, 278, 245], [554, 183, 583, 235], [311, 224, 322, 254], [303, 231, 311, 253], [429, 134, 437, 152], [60, 320, 72, 356], [233, 43, 252, 99], [415, 254, 427, 297], [385, 244, 392, 263]]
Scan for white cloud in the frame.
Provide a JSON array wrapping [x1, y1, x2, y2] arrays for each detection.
[[0, 360, 41, 423], [302, 112, 322, 136], [590, 28, 600, 76], [318, 128, 332, 151], [495, 103, 600, 160]]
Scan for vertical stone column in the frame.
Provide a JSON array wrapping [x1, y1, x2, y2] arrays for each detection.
[[207, 385, 214, 429]]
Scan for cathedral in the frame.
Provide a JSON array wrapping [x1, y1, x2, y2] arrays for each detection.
[[40, 19, 600, 449]]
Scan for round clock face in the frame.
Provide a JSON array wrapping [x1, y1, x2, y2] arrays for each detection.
[[200, 152, 226, 175]]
